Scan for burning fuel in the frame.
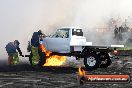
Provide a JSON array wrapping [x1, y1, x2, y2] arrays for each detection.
[[39, 44, 66, 66], [78, 67, 86, 85], [78, 67, 85, 76], [43, 55, 66, 66], [39, 44, 52, 57]]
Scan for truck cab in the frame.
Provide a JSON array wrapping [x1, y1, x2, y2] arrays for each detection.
[[43, 28, 88, 53]]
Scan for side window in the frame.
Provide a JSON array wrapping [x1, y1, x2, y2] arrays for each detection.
[[52, 29, 69, 38]]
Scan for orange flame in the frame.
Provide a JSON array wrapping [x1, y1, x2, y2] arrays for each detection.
[[39, 44, 52, 57], [78, 67, 85, 76], [39, 44, 66, 66], [43, 55, 66, 66]]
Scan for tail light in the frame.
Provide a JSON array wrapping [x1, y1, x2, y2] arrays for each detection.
[[113, 50, 118, 55]]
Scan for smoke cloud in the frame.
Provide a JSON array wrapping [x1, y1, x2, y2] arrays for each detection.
[[0, 0, 132, 60]]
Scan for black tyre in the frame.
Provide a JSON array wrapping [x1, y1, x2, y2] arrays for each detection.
[[99, 53, 112, 68], [38, 48, 46, 67], [84, 52, 100, 71]]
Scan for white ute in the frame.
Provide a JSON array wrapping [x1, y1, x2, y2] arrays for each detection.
[[28, 28, 124, 70]]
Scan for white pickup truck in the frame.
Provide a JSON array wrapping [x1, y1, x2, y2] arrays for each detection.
[[27, 28, 124, 70]]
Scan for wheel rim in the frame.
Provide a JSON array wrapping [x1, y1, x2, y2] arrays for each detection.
[[87, 56, 96, 66], [101, 59, 107, 64]]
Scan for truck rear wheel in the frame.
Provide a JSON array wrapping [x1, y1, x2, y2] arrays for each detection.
[[99, 53, 111, 68], [84, 52, 100, 71]]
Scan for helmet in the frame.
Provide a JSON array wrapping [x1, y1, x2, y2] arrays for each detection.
[[38, 30, 42, 34], [14, 40, 20, 45]]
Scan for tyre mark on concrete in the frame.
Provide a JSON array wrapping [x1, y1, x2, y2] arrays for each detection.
[[0, 82, 14, 87], [55, 82, 76, 88]]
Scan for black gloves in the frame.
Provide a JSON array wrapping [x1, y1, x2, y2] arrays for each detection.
[[21, 55, 24, 57], [20, 54, 24, 57], [17, 47, 24, 57]]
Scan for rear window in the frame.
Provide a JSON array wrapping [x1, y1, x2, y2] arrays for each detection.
[[72, 29, 83, 36]]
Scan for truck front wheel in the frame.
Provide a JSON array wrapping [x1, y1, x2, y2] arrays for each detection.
[[84, 52, 100, 71], [38, 48, 46, 67]]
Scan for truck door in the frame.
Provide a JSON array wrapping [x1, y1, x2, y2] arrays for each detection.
[[44, 29, 70, 53]]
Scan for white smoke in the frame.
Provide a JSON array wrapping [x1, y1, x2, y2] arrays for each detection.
[[0, 0, 132, 60]]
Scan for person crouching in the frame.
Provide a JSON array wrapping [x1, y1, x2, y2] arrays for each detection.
[[5, 40, 24, 65]]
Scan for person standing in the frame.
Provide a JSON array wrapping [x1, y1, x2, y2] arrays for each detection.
[[30, 30, 45, 66], [114, 25, 119, 39], [118, 25, 123, 40]]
